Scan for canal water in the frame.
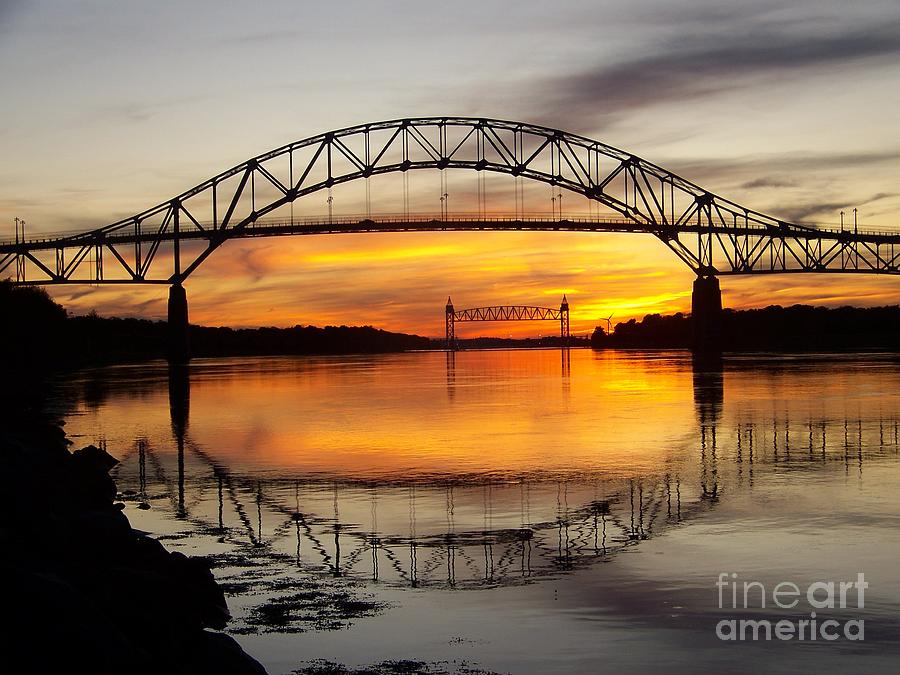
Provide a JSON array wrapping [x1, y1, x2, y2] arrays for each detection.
[[55, 350, 900, 673]]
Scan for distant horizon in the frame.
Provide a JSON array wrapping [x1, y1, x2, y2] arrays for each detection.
[[60, 296, 900, 341]]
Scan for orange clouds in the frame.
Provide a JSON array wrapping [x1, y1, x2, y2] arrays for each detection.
[[44, 224, 899, 340]]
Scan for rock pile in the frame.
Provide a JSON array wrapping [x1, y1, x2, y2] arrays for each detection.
[[0, 419, 267, 675]]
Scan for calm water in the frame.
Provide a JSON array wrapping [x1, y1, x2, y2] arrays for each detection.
[[55, 350, 900, 673]]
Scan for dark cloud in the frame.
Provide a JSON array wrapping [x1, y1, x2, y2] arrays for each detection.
[[627, 1, 788, 29], [223, 29, 302, 45], [236, 245, 275, 283], [868, 192, 898, 202], [531, 12, 900, 130], [55, 287, 96, 303], [663, 149, 900, 188], [769, 191, 898, 223], [774, 200, 855, 223], [740, 177, 796, 190]]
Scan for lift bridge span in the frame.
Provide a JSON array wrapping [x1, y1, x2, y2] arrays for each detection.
[[444, 296, 570, 349], [3, 116, 897, 358]]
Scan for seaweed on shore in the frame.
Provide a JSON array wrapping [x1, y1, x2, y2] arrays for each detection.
[[205, 546, 390, 635], [234, 587, 385, 634], [292, 659, 500, 674]]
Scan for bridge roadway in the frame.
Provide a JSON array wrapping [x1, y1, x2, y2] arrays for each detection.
[[4, 212, 899, 257], [3, 211, 898, 360], [3, 214, 898, 297], [0, 214, 646, 256]]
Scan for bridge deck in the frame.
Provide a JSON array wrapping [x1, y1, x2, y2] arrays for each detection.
[[4, 214, 899, 253], [3, 214, 899, 284]]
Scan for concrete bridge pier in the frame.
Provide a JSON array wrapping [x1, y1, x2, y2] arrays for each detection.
[[167, 282, 190, 363], [691, 275, 723, 353]]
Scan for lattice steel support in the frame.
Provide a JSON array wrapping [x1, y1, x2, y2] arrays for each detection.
[[448, 298, 570, 344], [445, 296, 456, 350], [3, 117, 898, 288]]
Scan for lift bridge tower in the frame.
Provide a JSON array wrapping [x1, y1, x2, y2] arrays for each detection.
[[445, 296, 570, 350]]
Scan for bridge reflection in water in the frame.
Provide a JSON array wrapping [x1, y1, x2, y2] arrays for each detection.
[[100, 355, 900, 593]]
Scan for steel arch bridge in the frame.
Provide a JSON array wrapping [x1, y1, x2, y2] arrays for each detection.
[[2, 116, 897, 357], [3, 116, 898, 286]]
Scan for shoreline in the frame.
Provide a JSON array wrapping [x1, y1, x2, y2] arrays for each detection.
[[0, 415, 268, 675]]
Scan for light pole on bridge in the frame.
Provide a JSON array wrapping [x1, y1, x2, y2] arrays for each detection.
[[14, 217, 25, 282]]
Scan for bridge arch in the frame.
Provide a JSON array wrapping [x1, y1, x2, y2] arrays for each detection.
[[3, 117, 897, 359], [5, 116, 897, 288]]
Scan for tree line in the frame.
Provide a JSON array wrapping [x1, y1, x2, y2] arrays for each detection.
[[0, 281, 430, 373], [591, 304, 900, 350]]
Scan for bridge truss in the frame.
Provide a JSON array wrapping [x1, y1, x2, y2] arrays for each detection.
[[2, 116, 898, 286], [445, 296, 569, 348]]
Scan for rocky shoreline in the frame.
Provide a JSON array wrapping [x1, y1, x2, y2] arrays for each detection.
[[0, 415, 268, 675]]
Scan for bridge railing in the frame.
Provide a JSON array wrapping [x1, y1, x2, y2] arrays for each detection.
[[0, 212, 638, 246], [5, 212, 898, 247]]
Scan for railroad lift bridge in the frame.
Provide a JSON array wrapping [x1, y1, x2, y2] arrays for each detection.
[[444, 296, 569, 350]]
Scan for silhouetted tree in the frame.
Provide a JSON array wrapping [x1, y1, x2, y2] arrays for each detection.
[[0, 280, 68, 373], [590, 305, 899, 351]]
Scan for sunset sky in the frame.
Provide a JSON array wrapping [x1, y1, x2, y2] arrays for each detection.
[[2, 0, 899, 337]]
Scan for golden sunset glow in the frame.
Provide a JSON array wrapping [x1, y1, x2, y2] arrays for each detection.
[[3, 3, 898, 336], [68, 351, 704, 479]]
